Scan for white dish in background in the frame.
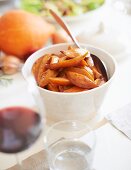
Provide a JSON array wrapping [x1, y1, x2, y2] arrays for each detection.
[[22, 43, 117, 123], [15, 1, 106, 36], [45, 3, 106, 36]]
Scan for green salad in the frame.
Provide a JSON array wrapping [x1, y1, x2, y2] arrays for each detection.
[[20, 0, 105, 17]]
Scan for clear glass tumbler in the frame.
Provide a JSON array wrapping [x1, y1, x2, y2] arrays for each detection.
[[45, 120, 96, 170]]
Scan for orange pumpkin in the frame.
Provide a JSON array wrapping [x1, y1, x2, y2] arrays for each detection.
[[0, 10, 55, 60]]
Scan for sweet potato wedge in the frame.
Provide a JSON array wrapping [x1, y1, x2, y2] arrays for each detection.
[[85, 56, 94, 67], [59, 56, 67, 62], [61, 48, 89, 58], [92, 67, 102, 79], [91, 54, 108, 81], [58, 85, 65, 92], [66, 67, 94, 81], [79, 59, 88, 67], [38, 69, 57, 87], [50, 55, 59, 64], [47, 83, 59, 92], [64, 86, 87, 93], [32, 56, 43, 81], [66, 71, 98, 89], [49, 77, 72, 86], [47, 53, 87, 70], [58, 85, 73, 92], [95, 78, 106, 86], [84, 66, 94, 76], [37, 54, 51, 83]]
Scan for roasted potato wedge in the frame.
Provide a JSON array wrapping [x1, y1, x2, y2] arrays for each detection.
[[58, 56, 67, 62], [66, 67, 94, 81], [66, 71, 98, 89], [85, 56, 94, 67], [64, 86, 87, 93], [58, 85, 73, 92], [61, 48, 89, 58], [95, 78, 106, 86], [91, 54, 108, 81], [32, 56, 43, 81], [79, 59, 88, 67], [92, 67, 102, 79], [37, 54, 51, 83], [49, 77, 72, 86], [47, 83, 59, 92], [84, 66, 94, 76], [50, 55, 59, 64], [47, 54, 87, 70], [38, 69, 57, 87]]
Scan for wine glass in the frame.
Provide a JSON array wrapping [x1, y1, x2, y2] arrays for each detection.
[[45, 120, 96, 170], [0, 72, 46, 169]]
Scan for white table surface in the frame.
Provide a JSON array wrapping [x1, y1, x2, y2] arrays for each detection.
[[0, 1, 131, 170]]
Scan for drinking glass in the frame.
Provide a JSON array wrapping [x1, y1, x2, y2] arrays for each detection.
[[45, 120, 96, 170], [0, 72, 46, 168]]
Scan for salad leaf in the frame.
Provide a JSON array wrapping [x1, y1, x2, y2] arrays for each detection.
[[87, 2, 101, 10], [21, 0, 43, 14]]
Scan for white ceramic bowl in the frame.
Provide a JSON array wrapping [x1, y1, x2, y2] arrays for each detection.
[[22, 43, 117, 123]]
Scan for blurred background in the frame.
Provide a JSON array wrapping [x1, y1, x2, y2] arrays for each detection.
[[0, 0, 131, 62]]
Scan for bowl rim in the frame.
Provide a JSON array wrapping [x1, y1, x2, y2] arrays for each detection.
[[22, 42, 117, 96]]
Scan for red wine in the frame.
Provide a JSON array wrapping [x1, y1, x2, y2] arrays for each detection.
[[0, 106, 42, 153]]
